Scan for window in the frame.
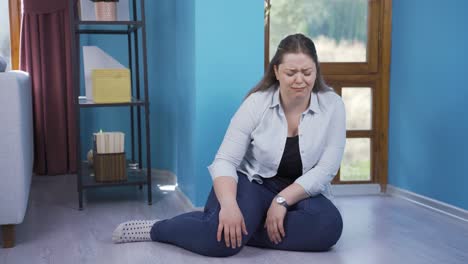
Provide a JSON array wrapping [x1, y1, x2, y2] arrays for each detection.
[[268, 0, 369, 63], [266, 0, 392, 189]]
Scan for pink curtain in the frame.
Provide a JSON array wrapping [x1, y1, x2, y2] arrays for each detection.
[[20, 0, 77, 175]]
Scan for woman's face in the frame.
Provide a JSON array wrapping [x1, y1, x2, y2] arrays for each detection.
[[274, 52, 316, 102]]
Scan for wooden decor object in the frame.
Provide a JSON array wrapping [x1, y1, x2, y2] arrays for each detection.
[[94, 153, 127, 182]]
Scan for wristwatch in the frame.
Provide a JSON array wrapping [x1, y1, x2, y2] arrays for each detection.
[[275, 195, 289, 209]]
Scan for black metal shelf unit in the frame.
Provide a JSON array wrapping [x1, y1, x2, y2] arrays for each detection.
[[69, 0, 152, 210]]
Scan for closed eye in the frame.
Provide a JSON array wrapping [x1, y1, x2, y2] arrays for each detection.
[[287, 72, 312, 77]]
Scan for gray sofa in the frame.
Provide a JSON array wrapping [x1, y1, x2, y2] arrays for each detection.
[[0, 71, 33, 248]]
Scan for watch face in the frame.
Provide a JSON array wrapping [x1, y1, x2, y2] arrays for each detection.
[[276, 196, 286, 203]]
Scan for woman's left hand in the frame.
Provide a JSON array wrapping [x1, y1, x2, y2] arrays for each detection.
[[264, 201, 287, 244]]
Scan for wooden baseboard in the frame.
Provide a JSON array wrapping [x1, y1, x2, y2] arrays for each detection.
[[2, 224, 15, 248]]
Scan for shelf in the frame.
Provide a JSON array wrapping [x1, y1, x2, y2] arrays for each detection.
[[76, 21, 143, 35], [79, 97, 146, 108], [81, 162, 148, 189], [77, 21, 143, 25], [71, 0, 152, 209]]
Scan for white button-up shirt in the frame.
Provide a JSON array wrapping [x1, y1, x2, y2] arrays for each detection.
[[208, 85, 346, 198]]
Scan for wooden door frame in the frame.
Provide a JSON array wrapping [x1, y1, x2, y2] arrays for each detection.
[[8, 0, 21, 70], [378, 0, 392, 192], [265, 0, 392, 192]]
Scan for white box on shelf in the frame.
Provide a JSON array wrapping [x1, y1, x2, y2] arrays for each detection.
[[79, 0, 130, 21]]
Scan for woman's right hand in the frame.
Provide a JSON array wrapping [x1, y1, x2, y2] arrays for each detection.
[[217, 202, 248, 249]]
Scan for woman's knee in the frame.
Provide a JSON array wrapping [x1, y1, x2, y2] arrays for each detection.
[[292, 209, 343, 252], [311, 212, 343, 251]]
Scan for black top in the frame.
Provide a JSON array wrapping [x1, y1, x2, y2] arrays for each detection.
[[275, 135, 303, 184]]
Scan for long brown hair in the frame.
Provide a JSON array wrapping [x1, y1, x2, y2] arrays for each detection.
[[246, 33, 331, 98]]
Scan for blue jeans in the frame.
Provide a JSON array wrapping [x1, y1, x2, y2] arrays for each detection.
[[150, 172, 343, 257]]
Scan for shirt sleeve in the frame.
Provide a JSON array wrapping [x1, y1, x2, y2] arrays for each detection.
[[294, 97, 346, 196], [207, 94, 259, 182]]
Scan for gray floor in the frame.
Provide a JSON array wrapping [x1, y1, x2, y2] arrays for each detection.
[[1, 174, 467, 264]]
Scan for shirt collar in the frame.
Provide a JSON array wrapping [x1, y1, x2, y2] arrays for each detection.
[[270, 87, 281, 108], [270, 87, 322, 114]]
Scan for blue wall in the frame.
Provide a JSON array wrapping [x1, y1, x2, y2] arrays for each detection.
[[174, 0, 196, 200], [146, 0, 177, 172], [389, 0, 468, 210], [193, 0, 264, 205]]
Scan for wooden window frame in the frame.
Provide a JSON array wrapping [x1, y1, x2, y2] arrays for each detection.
[[265, 0, 392, 191], [329, 81, 378, 185], [8, 0, 21, 70], [322, 0, 380, 75]]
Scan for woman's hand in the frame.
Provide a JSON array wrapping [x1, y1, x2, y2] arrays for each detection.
[[217, 201, 248, 249], [264, 201, 287, 244]]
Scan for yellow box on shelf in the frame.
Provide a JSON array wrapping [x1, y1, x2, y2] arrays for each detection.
[[91, 69, 131, 103]]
